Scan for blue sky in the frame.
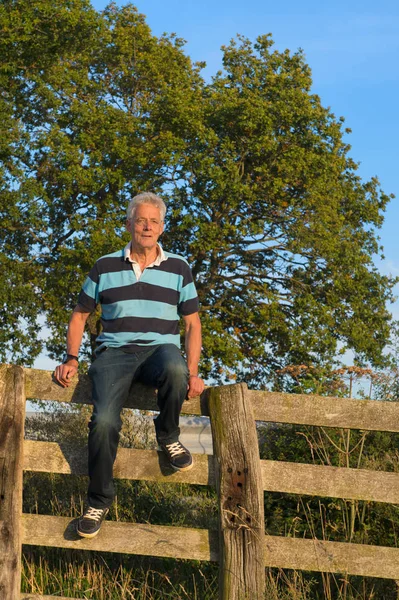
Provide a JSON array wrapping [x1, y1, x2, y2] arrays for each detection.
[[34, 0, 399, 369]]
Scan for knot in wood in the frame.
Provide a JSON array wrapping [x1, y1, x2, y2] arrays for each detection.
[[0, 414, 12, 435], [0, 521, 10, 541]]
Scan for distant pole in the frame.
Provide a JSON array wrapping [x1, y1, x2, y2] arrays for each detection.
[[0, 365, 25, 599], [208, 383, 265, 600]]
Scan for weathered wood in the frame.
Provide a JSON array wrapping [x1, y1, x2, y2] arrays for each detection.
[[24, 367, 206, 415], [23, 440, 215, 485], [261, 460, 399, 503], [17, 365, 399, 588], [21, 514, 218, 561], [264, 535, 399, 580], [25, 367, 399, 431], [24, 441, 399, 504], [0, 365, 25, 600], [21, 595, 83, 600], [249, 389, 399, 432], [20, 515, 399, 581], [208, 384, 265, 600], [24, 368, 93, 405]]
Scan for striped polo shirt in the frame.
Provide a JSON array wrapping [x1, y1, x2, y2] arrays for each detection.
[[77, 246, 199, 351]]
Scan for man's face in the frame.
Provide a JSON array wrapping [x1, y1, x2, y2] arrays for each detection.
[[126, 203, 164, 252]]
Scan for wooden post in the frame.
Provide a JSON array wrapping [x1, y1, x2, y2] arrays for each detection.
[[208, 383, 265, 600], [0, 365, 26, 599]]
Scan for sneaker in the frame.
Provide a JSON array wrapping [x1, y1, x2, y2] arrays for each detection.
[[76, 506, 109, 538], [159, 440, 193, 471]]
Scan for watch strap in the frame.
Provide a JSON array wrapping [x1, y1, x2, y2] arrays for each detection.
[[63, 353, 79, 364]]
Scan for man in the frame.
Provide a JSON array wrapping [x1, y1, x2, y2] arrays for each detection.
[[54, 192, 204, 538]]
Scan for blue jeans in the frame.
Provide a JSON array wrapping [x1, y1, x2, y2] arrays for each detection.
[[87, 344, 189, 508]]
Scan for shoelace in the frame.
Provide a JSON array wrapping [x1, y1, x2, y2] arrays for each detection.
[[83, 507, 106, 521], [165, 442, 186, 457]]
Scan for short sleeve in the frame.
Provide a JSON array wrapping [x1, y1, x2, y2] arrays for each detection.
[[77, 262, 100, 313], [178, 263, 199, 316]]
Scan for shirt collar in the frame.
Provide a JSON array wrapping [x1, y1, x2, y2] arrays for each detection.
[[124, 242, 167, 266]]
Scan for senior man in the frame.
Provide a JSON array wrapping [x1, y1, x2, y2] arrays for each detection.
[[54, 192, 204, 538]]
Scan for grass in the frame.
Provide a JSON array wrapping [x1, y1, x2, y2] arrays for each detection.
[[22, 547, 399, 600], [21, 550, 219, 599]]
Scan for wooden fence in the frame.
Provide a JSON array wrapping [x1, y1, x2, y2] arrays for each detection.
[[2, 364, 399, 599]]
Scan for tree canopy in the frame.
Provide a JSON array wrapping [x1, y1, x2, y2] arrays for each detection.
[[0, 0, 396, 386]]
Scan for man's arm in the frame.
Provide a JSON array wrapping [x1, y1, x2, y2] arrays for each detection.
[[53, 306, 91, 388], [183, 312, 205, 398]]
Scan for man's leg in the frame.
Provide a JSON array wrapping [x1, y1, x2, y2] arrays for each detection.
[[136, 344, 192, 470], [87, 348, 138, 508], [77, 348, 138, 538]]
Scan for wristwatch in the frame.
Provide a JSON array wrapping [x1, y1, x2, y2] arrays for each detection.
[[62, 353, 79, 364]]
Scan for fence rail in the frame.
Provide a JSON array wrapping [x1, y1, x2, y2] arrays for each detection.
[[2, 364, 399, 599], [21, 595, 83, 600], [23, 440, 399, 504], [24, 366, 399, 431], [20, 514, 399, 581]]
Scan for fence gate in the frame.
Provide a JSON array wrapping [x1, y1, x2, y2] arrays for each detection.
[[3, 363, 399, 599]]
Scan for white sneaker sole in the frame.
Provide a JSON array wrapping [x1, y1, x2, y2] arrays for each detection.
[[76, 526, 102, 539], [171, 461, 194, 472]]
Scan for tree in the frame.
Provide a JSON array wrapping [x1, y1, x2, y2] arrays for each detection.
[[164, 35, 396, 385], [0, 0, 204, 362], [0, 1, 396, 387]]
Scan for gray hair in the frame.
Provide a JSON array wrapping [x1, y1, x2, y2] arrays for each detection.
[[126, 192, 166, 221]]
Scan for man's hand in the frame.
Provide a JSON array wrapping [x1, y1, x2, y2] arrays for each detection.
[[187, 374, 205, 398], [54, 361, 78, 388]]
